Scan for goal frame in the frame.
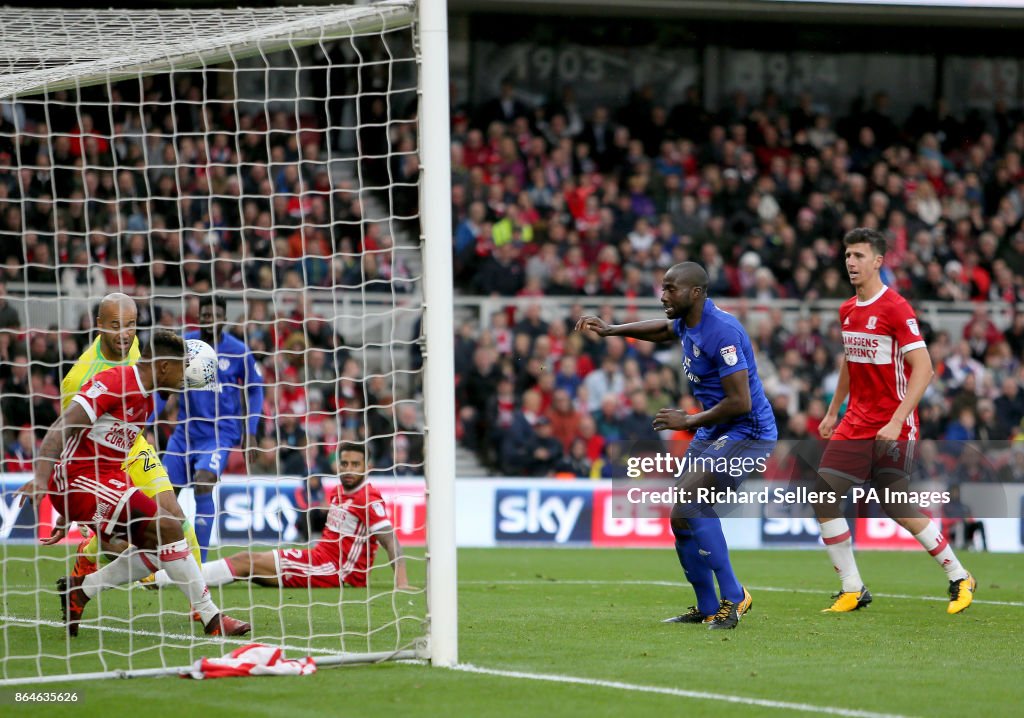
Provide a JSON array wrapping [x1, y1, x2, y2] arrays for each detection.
[[0, 0, 456, 683]]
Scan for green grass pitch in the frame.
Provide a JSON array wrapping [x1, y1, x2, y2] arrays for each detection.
[[1, 545, 1021, 717]]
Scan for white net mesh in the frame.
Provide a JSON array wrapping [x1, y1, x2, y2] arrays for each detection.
[[0, 3, 416, 98], [0, 1, 431, 684]]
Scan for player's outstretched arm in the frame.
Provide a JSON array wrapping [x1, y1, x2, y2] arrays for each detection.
[[17, 401, 92, 506], [819, 357, 850, 439], [877, 347, 934, 442], [377, 528, 411, 590], [575, 315, 675, 343]]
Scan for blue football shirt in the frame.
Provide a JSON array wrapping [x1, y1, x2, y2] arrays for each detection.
[[169, 330, 265, 445], [672, 299, 777, 441]]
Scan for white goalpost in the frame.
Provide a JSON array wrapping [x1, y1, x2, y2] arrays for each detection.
[[0, 0, 456, 684]]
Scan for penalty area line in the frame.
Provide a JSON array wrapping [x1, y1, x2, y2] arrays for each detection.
[[459, 579, 1024, 607], [451, 663, 916, 718]]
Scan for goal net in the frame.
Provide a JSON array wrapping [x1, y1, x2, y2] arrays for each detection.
[[0, 0, 456, 684]]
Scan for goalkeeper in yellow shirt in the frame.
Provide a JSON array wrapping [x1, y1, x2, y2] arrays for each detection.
[[59, 292, 202, 575]]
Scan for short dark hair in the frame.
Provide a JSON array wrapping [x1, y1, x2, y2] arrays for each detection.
[[843, 228, 887, 257], [142, 329, 185, 360], [338, 442, 367, 458], [666, 261, 709, 293], [199, 295, 227, 315]]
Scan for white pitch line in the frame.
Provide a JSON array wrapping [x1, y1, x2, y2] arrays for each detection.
[[459, 579, 1024, 607], [452, 663, 916, 718], [0, 613, 351, 657]]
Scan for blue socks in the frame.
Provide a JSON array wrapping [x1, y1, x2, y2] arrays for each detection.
[[193, 491, 216, 563], [672, 526, 719, 616], [689, 515, 744, 604]]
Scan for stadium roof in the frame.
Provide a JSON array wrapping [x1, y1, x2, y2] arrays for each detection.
[[450, 0, 1024, 27]]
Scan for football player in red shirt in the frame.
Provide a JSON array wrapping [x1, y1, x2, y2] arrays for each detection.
[[17, 330, 250, 637], [148, 442, 410, 591], [815, 228, 974, 615]]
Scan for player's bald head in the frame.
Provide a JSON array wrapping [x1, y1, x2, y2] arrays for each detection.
[[97, 292, 137, 324], [666, 262, 709, 292], [95, 292, 137, 360]]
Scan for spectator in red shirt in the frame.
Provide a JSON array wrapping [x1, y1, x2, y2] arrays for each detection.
[[463, 129, 496, 169], [68, 114, 109, 159], [577, 413, 605, 463], [546, 388, 582, 452]]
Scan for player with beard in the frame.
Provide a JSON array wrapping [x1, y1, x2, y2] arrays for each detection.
[[147, 443, 410, 590]]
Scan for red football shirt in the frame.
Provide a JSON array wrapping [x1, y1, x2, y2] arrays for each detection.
[[837, 286, 927, 439], [311, 481, 393, 587], [62, 365, 153, 469]]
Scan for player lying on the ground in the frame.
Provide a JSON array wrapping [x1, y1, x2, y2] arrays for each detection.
[[815, 227, 974, 615], [148, 443, 410, 591], [576, 262, 777, 630], [17, 330, 250, 637], [56, 292, 201, 579]]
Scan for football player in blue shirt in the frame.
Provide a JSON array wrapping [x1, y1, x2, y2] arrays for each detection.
[[161, 296, 265, 561], [576, 262, 776, 629]]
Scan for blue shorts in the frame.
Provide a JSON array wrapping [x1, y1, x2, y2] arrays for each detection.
[[164, 431, 234, 487], [684, 427, 777, 491], [673, 433, 775, 519], [684, 436, 775, 482]]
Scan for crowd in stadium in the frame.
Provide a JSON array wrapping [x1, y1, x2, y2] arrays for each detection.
[[0, 72, 421, 484], [2, 74, 1024, 481], [0, 281, 427, 481], [449, 82, 1024, 477]]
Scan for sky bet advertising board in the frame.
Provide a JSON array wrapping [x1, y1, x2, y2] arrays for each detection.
[[0, 475, 426, 547], [1, 476, 1021, 551]]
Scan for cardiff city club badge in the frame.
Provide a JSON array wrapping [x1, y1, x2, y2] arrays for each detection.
[[720, 345, 738, 366]]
